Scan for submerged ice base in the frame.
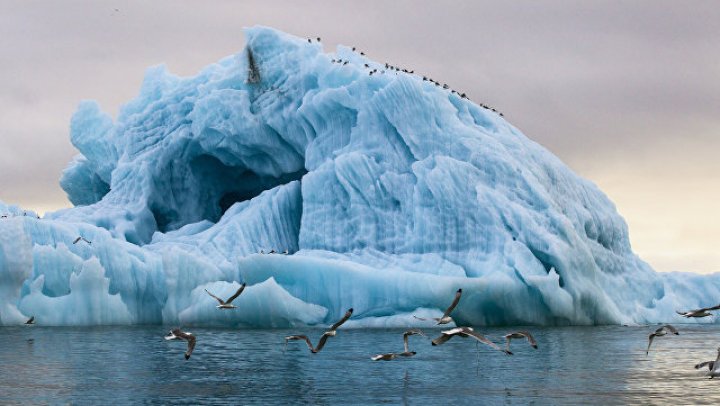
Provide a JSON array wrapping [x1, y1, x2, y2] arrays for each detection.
[[1, 27, 718, 327]]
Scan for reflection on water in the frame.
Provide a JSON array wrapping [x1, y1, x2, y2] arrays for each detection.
[[1, 325, 720, 404]]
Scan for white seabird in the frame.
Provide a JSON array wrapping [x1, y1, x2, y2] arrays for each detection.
[[431, 327, 511, 355], [646, 324, 679, 355], [676, 304, 720, 318], [371, 329, 426, 361], [165, 328, 196, 360], [504, 331, 538, 353], [695, 347, 720, 378], [285, 308, 354, 353], [414, 288, 462, 325], [204, 283, 246, 309], [285, 332, 334, 354]]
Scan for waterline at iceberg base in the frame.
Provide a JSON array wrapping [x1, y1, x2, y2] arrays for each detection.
[[1, 26, 716, 327]]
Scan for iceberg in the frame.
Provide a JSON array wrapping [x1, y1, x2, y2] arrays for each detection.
[[1, 26, 717, 327]]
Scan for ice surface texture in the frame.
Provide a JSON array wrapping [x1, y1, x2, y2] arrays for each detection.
[[1, 27, 714, 326]]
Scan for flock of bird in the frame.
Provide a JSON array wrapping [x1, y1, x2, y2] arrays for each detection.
[[1, 212, 40, 219], [18, 282, 720, 377], [308, 37, 504, 117], [258, 249, 289, 255], [159, 287, 538, 362], [12, 232, 720, 376], [646, 303, 720, 378]]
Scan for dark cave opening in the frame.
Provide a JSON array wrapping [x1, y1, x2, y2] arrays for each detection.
[[149, 154, 307, 233]]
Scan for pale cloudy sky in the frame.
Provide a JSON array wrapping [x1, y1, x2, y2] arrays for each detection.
[[1, 1, 718, 273]]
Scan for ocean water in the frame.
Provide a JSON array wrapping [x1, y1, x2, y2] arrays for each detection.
[[1, 324, 719, 405]]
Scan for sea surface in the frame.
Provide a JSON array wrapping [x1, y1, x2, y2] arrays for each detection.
[[1, 324, 720, 405]]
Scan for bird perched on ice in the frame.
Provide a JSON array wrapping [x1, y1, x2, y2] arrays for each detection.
[[431, 327, 511, 355], [165, 329, 196, 360], [285, 308, 353, 353], [676, 304, 720, 318], [371, 329, 425, 361], [204, 283, 246, 309], [72, 236, 92, 245], [504, 331, 538, 353], [414, 288, 462, 325], [646, 324, 679, 355]]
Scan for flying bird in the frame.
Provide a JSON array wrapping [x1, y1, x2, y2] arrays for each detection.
[[73, 237, 92, 245], [165, 329, 192, 340], [371, 353, 400, 361], [646, 324, 679, 355], [325, 308, 353, 335], [371, 329, 425, 361], [285, 308, 353, 353], [414, 288, 462, 324], [402, 329, 425, 354], [431, 327, 511, 355], [25, 316, 35, 325], [676, 304, 720, 318], [165, 329, 196, 360], [504, 331, 538, 353], [695, 347, 720, 378], [285, 332, 333, 354], [204, 283, 246, 309]]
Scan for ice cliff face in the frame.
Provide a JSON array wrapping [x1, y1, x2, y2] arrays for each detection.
[[1, 26, 716, 327]]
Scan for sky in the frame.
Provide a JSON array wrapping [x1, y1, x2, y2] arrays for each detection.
[[1, 1, 718, 274]]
